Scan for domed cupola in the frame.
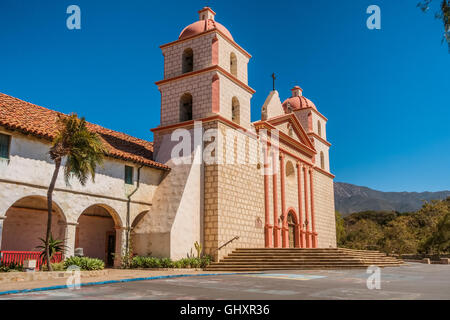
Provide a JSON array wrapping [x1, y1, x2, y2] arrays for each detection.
[[282, 86, 317, 112], [179, 7, 234, 41]]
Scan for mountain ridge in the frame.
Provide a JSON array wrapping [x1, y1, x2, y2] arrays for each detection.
[[334, 182, 450, 215]]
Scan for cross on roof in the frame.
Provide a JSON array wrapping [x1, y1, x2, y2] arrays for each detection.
[[271, 73, 276, 91]]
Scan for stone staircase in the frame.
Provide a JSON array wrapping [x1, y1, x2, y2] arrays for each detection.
[[205, 248, 404, 271]]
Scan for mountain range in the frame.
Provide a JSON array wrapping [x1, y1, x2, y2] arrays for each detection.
[[334, 182, 450, 215]]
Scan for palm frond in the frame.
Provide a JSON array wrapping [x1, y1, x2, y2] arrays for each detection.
[[51, 113, 106, 186]]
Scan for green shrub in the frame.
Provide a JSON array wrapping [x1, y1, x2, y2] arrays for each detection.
[[188, 258, 200, 268], [200, 255, 212, 268], [178, 258, 190, 268], [130, 256, 145, 269], [129, 256, 211, 269], [64, 256, 105, 271], [147, 257, 161, 268], [0, 262, 23, 272], [130, 257, 163, 269], [160, 258, 173, 268]]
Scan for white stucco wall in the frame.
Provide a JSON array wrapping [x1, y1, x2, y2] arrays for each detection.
[[0, 128, 165, 262], [133, 127, 203, 260], [262, 91, 284, 120]]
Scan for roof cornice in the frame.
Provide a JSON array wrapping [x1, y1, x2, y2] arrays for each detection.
[[160, 29, 252, 59], [155, 65, 256, 94]]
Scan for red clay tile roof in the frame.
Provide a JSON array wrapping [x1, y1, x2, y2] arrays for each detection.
[[0, 93, 169, 170]]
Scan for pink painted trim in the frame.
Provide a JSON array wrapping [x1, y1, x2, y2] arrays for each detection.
[[303, 165, 310, 248], [198, 7, 216, 16], [159, 29, 252, 59], [314, 166, 335, 179], [155, 65, 255, 94], [253, 118, 317, 158], [265, 113, 316, 151], [285, 207, 301, 248], [307, 112, 313, 132], [272, 150, 280, 248], [309, 168, 317, 248], [280, 153, 288, 248], [263, 147, 272, 248], [212, 36, 219, 65], [296, 162, 305, 248], [308, 132, 332, 147], [211, 74, 220, 113]]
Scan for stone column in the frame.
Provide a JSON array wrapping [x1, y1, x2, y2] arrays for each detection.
[[309, 168, 318, 248], [263, 147, 273, 248], [114, 227, 127, 268], [0, 216, 5, 250], [272, 149, 280, 248], [64, 222, 78, 259], [303, 165, 311, 248], [296, 162, 304, 248], [280, 153, 288, 248]]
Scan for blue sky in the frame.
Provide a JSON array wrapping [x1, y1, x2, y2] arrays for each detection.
[[0, 0, 449, 192]]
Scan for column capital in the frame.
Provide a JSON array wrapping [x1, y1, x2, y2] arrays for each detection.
[[279, 152, 285, 160], [0, 216, 6, 221], [65, 222, 78, 226]]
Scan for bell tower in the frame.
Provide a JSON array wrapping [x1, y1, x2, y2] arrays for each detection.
[[143, 8, 256, 260], [154, 7, 255, 131]]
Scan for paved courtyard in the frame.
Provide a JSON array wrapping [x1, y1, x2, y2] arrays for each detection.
[[1, 263, 449, 300]]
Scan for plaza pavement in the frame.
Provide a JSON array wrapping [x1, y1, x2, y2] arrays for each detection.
[[1, 263, 449, 300]]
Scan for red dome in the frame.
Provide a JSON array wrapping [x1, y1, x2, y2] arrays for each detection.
[[179, 19, 234, 40], [282, 96, 317, 111]]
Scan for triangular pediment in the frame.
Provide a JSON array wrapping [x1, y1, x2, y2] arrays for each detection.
[[266, 113, 315, 151]]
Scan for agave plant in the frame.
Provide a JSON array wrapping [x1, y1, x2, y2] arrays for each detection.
[[35, 234, 68, 269]]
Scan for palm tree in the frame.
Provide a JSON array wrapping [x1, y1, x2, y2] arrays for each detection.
[[46, 114, 106, 270]]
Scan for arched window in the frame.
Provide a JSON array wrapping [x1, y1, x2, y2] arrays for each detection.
[[182, 48, 194, 73], [286, 161, 295, 185], [230, 52, 237, 77], [317, 120, 322, 137], [320, 151, 325, 170], [180, 93, 193, 122], [232, 97, 240, 124]]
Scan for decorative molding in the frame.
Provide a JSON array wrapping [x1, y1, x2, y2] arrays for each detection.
[[0, 178, 153, 206], [155, 65, 255, 94], [159, 29, 252, 59]]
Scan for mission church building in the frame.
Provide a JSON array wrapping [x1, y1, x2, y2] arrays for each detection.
[[0, 7, 336, 266]]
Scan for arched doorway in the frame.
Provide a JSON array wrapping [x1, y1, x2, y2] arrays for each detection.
[[1, 196, 66, 251], [75, 205, 121, 267], [287, 212, 297, 248], [130, 211, 150, 256]]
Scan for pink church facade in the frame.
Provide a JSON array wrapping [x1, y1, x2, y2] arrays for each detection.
[[0, 7, 336, 265], [134, 7, 337, 260]]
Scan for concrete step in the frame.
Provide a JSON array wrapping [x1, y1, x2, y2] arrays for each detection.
[[225, 253, 390, 258], [211, 261, 399, 266], [205, 265, 402, 271], [207, 247, 404, 271], [217, 260, 401, 265]]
